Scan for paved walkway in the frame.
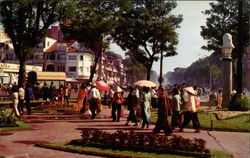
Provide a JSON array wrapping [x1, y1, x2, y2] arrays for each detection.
[[0, 106, 249, 158]]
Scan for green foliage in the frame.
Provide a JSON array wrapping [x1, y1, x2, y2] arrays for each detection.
[[60, 0, 120, 82], [77, 129, 209, 156], [0, 120, 33, 131], [43, 141, 233, 158], [165, 54, 223, 86], [228, 94, 250, 111], [200, 0, 250, 57], [0, 108, 17, 127], [112, 0, 182, 80], [0, 0, 65, 86]]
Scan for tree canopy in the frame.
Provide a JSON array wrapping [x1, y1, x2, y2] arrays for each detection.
[[60, 0, 121, 82], [200, 0, 249, 57], [112, 0, 182, 80], [0, 0, 63, 86], [201, 0, 249, 92]]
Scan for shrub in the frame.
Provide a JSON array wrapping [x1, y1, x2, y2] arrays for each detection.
[[0, 108, 18, 127], [76, 129, 208, 155], [228, 93, 250, 111]]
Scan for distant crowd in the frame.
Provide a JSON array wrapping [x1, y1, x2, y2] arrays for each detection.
[[1, 80, 248, 135]]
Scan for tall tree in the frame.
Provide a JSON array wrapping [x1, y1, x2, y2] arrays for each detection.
[[200, 0, 250, 93], [0, 0, 63, 87], [112, 0, 182, 80], [60, 0, 121, 82]]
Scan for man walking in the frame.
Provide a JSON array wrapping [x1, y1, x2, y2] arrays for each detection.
[[88, 83, 101, 119]]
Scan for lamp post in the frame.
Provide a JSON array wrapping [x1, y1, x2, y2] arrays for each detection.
[[221, 33, 235, 108], [158, 51, 164, 86]]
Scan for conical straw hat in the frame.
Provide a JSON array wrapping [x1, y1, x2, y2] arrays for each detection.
[[116, 86, 123, 93], [184, 87, 196, 95]]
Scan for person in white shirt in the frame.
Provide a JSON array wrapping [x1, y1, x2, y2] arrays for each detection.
[[89, 83, 101, 119], [150, 87, 158, 108], [18, 86, 25, 115]]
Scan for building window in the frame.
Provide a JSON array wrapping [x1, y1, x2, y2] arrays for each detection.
[[80, 55, 83, 60], [49, 54, 55, 60], [68, 55, 77, 60], [80, 66, 83, 73], [58, 54, 66, 60], [34, 55, 41, 60], [47, 42, 50, 46], [57, 66, 65, 72], [68, 66, 76, 72], [6, 54, 14, 61], [86, 67, 90, 73]]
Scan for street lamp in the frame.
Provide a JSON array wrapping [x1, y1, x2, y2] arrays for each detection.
[[158, 51, 164, 86], [221, 33, 235, 108]]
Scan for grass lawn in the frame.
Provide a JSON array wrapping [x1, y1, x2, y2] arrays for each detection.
[[151, 110, 250, 132], [32, 107, 75, 113], [38, 141, 233, 158], [0, 120, 33, 131]]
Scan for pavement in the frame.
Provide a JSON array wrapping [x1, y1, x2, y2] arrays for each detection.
[[0, 106, 249, 158]]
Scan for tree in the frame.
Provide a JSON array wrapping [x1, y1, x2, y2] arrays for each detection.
[[60, 0, 121, 82], [0, 0, 63, 87], [200, 0, 250, 92], [112, 0, 182, 80], [122, 51, 147, 84]]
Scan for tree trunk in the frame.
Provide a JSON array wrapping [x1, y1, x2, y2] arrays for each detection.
[[146, 61, 154, 80], [236, 0, 243, 93], [18, 59, 26, 88], [88, 52, 102, 83]]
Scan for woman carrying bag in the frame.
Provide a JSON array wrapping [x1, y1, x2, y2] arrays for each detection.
[[153, 86, 172, 135]]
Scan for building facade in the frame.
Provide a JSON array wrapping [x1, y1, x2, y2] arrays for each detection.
[[0, 28, 128, 86]]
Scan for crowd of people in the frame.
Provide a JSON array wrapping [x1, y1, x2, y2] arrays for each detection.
[[2, 79, 231, 135], [75, 82, 208, 135], [2, 81, 72, 118]]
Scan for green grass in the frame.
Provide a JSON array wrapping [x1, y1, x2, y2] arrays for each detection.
[[32, 107, 75, 113], [151, 111, 250, 132], [39, 141, 232, 158], [69, 98, 77, 103], [0, 120, 33, 131]]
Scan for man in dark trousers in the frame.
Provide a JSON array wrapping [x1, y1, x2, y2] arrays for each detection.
[[25, 83, 34, 115]]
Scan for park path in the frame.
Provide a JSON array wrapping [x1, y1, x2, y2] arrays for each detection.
[[0, 106, 249, 158]]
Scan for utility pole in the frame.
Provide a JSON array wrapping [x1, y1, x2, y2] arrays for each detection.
[[159, 51, 163, 86]]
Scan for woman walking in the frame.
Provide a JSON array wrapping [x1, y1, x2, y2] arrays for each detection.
[[124, 86, 138, 126], [171, 87, 181, 129], [111, 86, 123, 122], [153, 86, 172, 135], [179, 87, 201, 133], [216, 89, 222, 109], [76, 83, 88, 112], [140, 86, 151, 128]]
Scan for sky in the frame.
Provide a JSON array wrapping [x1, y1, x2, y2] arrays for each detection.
[[108, 1, 214, 75]]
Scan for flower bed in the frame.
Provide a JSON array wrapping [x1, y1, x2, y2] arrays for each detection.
[[70, 129, 210, 157]]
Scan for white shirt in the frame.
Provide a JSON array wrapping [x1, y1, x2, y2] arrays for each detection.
[[18, 87, 25, 100], [89, 87, 101, 100]]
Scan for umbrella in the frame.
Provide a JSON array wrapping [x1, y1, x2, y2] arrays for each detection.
[[134, 80, 157, 88], [95, 80, 110, 91]]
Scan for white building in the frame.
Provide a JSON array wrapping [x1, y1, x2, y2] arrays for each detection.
[[40, 41, 94, 82]]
